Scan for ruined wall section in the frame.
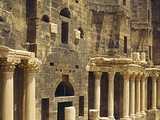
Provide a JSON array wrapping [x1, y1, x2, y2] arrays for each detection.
[[0, 0, 27, 49], [152, 0, 160, 65], [130, 0, 152, 61], [88, 0, 131, 56], [36, 0, 90, 120]]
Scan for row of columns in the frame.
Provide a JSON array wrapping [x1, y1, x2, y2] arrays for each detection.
[[0, 58, 39, 120], [92, 71, 159, 120]]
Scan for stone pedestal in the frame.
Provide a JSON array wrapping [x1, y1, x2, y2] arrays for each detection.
[[65, 106, 76, 120], [89, 109, 99, 120], [99, 117, 110, 120]]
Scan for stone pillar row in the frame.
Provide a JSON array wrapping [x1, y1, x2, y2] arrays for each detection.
[[0, 58, 40, 120], [92, 71, 158, 120]]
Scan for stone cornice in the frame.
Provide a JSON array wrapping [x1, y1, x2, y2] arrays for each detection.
[[87, 2, 131, 18], [0, 46, 35, 59], [0, 45, 41, 72]]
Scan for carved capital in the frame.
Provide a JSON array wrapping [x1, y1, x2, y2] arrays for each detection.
[[0, 57, 20, 72], [18, 58, 41, 72], [94, 71, 102, 80]]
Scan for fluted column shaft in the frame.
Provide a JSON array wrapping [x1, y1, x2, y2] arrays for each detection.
[[141, 76, 146, 114], [25, 70, 36, 120], [136, 76, 141, 115], [152, 76, 157, 110], [108, 71, 115, 118], [123, 73, 130, 118], [94, 72, 102, 112], [21, 60, 40, 120], [1, 63, 15, 120], [130, 75, 135, 117]]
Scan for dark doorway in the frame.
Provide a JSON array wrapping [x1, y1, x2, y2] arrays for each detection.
[[100, 72, 108, 117], [114, 72, 123, 119], [41, 98, 49, 120], [88, 72, 95, 110], [58, 102, 72, 120], [14, 66, 25, 120], [147, 77, 152, 110]]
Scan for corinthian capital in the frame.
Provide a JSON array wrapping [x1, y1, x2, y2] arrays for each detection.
[[19, 58, 41, 72], [0, 57, 21, 72]]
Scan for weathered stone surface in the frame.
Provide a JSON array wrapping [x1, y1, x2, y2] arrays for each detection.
[[0, 0, 160, 120]]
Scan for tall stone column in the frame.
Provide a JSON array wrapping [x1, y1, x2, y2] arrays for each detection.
[[135, 75, 141, 116], [122, 72, 130, 119], [130, 74, 135, 118], [0, 59, 16, 120], [22, 59, 40, 120], [108, 71, 115, 119], [152, 76, 157, 110], [141, 76, 146, 114], [94, 72, 102, 113]]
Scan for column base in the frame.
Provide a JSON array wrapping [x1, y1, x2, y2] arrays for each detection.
[[140, 111, 146, 115], [130, 114, 136, 120], [120, 116, 131, 120], [99, 117, 110, 120], [135, 112, 144, 120], [89, 109, 99, 120], [108, 116, 115, 120]]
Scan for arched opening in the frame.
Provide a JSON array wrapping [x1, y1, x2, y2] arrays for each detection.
[[55, 81, 74, 97], [100, 72, 108, 117], [60, 8, 71, 18], [114, 72, 123, 119], [147, 77, 152, 110], [41, 15, 50, 23]]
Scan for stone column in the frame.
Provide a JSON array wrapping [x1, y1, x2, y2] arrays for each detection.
[[157, 77, 160, 109], [141, 76, 146, 114], [65, 106, 76, 120], [1, 59, 16, 120], [130, 74, 136, 118], [108, 71, 115, 119], [94, 72, 102, 113], [152, 76, 157, 110], [22, 59, 40, 120], [122, 72, 130, 119], [135, 75, 141, 116]]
